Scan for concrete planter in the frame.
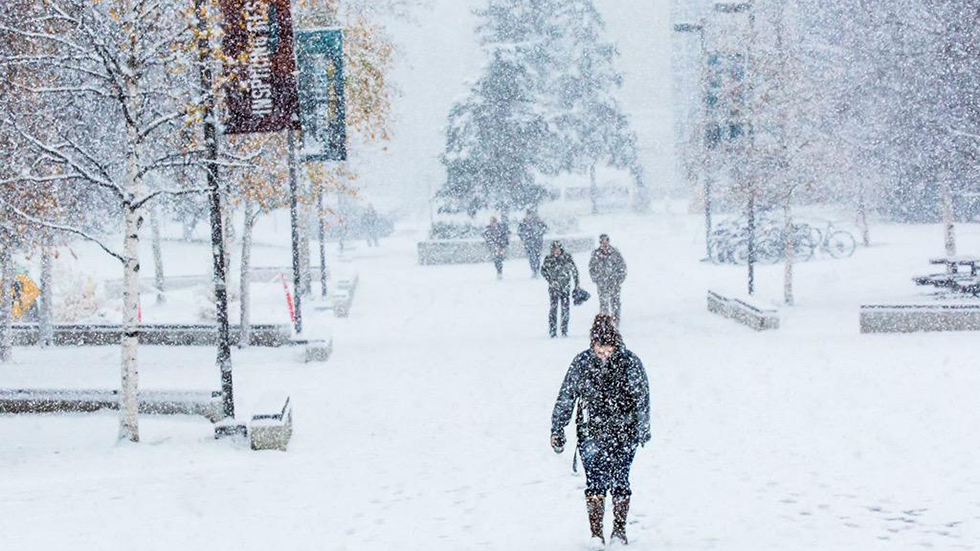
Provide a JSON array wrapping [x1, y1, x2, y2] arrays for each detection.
[[860, 304, 980, 333], [707, 290, 780, 331], [417, 236, 594, 266]]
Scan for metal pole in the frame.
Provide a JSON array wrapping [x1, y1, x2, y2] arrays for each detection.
[[698, 23, 714, 259], [318, 188, 328, 299], [196, 0, 234, 418], [287, 128, 303, 334], [747, 188, 756, 295], [746, 2, 757, 296]]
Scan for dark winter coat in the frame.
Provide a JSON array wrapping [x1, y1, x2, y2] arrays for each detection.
[[518, 216, 548, 250], [589, 246, 627, 290], [541, 251, 579, 291], [484, 222, 510, 257], [551, 346, 650, 447]]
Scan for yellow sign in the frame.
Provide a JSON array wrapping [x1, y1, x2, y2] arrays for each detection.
[[11, 274, 40, 319]]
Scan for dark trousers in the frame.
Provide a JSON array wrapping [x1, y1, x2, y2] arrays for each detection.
[[493, 255, 504, 276], [598, 286, 622, 325], [579, 439, 637, 498], [525, 242, 543, 276], [549, 288, 570, 336]]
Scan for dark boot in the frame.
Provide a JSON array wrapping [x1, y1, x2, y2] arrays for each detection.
[[586, 495, 605, 544], [610, 497, 630, 545]]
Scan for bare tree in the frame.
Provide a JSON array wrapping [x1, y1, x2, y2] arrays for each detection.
[[0, 0, 222, 441]]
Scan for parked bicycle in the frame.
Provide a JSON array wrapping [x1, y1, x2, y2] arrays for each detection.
[[708, 216, 857, 265]]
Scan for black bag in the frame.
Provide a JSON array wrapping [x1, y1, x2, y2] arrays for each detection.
[[572, 287, 590, 305]]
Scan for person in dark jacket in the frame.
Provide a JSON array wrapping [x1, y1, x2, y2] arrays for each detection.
[[518, 210, 548, 278], [551, 315, 651, 546], [589, 234, 627, 325], [541, 240, 579, 338], [484, 217, 510, 280]]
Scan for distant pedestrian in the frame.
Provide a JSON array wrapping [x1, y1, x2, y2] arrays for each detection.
[[589, 234, 627, 325], [541, 240, 580, 338], [363, 205, 381, 247], [551, 314, 651, 546], [484, 216, 510, 280], [518, 210, 548, 278]]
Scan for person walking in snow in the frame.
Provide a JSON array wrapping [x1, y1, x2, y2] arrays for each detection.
[[484, 216, 510, 280], [518, 210, 548, 278], [551, 315, 651, 546], [363, 204, 381, 248], [541, 240, 580, 338], [589, 234, 627, 325]]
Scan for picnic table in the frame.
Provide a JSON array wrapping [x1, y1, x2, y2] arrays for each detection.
[[929, 255, 980, 276], [915, 255, 980, 295]]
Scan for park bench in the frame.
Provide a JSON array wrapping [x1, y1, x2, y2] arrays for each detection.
[[249, 396, 293, 451], [10, 323, 294, 347], [0, 389, 226, 422], [914, 255, 980, 294]]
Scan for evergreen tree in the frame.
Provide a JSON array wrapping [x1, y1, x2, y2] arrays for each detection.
[[439, 51, 549, 215], [541, 0, 647, 210], [438, 0, 647, 216]]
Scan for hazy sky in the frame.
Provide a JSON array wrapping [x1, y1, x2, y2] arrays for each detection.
[[350, 0, 677, 218]]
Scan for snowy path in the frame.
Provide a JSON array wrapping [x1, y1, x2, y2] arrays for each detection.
[[2, 213, 980, 550]]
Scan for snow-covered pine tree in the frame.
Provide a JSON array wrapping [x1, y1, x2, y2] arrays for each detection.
[[440, 49, 549, 216], [538, 0, 647, 212]]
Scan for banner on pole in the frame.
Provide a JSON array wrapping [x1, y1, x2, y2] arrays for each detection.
[[296, 29, 347, 162], [220, 0, 300, 134]]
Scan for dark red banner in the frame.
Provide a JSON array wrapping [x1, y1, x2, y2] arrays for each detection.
[[220, 0, 300, 134]]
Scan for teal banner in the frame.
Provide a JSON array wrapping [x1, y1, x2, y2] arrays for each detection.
[[296, 29, 347, 161]]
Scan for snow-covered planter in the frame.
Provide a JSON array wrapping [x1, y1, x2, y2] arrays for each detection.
[[860, 304, 980, 333], [707, 290, 780, 331], [418, 236, 594, 266]]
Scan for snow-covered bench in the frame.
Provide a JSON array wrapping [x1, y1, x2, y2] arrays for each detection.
[[10, 323, 293, 347], [0, 389, 226, 422], [707, 290, 780, 331], [860, 304, 980, 333], [332, 274, 359, 318], [249, 397, 293, 451]]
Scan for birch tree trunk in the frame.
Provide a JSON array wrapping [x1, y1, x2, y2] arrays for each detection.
[[783, 203, 795, 306], [857, 180, 871, 247], [119, 24, 143, 442], [120, 200, 142, 442], [300, 203, 313, 297], [150, 205, 166, 304], [39, 240, 54, 347], [941, 175, 956, 257], [589, 162, 598, 215], [0, 240, 13, 363], [239, 199, 256, 348], [223, 200, 234, 294]]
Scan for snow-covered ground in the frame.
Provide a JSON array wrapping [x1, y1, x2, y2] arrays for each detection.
[[2, 208, 980, 550]]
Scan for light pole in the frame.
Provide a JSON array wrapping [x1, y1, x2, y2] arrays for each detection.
[[673, 21, 713, 260], [195, 0, 235, 420], [715, 1, 756, 295]]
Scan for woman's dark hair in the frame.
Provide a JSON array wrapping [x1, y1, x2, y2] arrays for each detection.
[[590, 315, 621, 348]]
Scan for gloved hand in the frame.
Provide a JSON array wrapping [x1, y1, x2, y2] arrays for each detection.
[[551, 432, 566, 454], [639, 430, 652, 447]]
